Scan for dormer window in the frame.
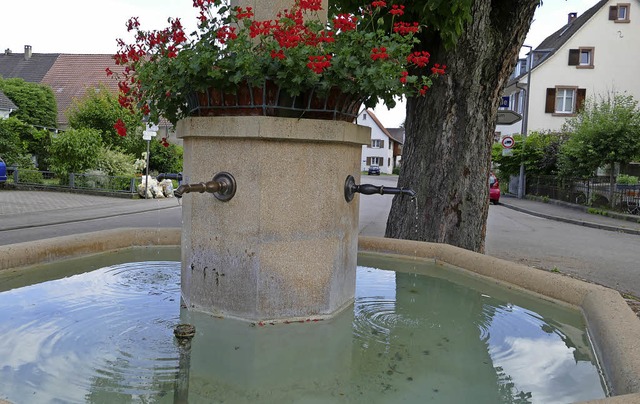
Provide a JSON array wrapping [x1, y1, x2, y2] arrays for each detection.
[[609, 4, 630, 22]]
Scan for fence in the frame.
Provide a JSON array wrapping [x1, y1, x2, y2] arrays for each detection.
[[4, 168, 140, 195], [526, 175, 640, 214]]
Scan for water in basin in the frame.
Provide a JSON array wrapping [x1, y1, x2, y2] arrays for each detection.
[[0, 247, 606, 403]]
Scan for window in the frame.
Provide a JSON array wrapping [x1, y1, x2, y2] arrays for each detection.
[[545, 87, 586, 115], [371, 139, 383, 148], [568, 47, 594, 68], [367, 157, 382, 165], [609, 4, 630, 22], [555, 88, 574, 113], [512, 90, 524, 114]]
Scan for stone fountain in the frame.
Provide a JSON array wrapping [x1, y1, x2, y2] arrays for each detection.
[[1, 0, 640, 401]]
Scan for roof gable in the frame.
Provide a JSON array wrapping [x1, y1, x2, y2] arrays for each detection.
[[41, 54, 124, 126], [509, 0, 608, 83], [0, 51, 59, 83], [0, 90, 18, 112], [359, 109, 395, 140], [386, 128, 404, 144], [535, 0, 607, 56]]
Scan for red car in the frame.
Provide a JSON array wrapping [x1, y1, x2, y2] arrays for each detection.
[[489, 172, 500, 204]]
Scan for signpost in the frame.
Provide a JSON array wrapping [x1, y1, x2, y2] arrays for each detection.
[[496, 110, 522, 125], [142, 124, 158, 199], [501, 135, 514, 156], [501, 136, 515, 149]]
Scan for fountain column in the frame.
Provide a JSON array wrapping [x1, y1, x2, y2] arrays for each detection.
[[177, 116, 369, 321]]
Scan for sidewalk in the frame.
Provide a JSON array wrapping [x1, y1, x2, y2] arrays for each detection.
[[0, 190, 179, 231], [499, 194, 640, 235]]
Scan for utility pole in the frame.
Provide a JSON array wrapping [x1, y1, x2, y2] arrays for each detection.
[[518, 45, 532, 199]]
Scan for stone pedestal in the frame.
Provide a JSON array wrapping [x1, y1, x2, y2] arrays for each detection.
[[177, 116, 370, 321]]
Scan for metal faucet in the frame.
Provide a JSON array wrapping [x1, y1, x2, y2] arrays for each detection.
[[156, 172, 183, 182], [344, 175, 416, 202], [174, 172, 237, 201]]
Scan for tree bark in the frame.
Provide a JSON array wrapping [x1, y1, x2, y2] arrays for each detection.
[[385, 0, 539, 253]]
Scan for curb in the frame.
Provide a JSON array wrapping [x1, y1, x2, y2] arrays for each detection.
[[0, 204, 179, 232], [499, 200, 640, 236]]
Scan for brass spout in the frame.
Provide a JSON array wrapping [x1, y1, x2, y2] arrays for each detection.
[[174, 172, 237, 201], [344, 175, 416, 202]]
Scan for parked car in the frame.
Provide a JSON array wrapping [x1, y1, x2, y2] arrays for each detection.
[[0, 158, 7, 183], [368, 165, 381, 175], [489, 172, 500, 204]]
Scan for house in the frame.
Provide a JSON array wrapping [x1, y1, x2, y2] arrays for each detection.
[[0, 45, 123, 129], [0, 90, 17, 119], [356, 109, 403, 174], [496, 0, 640, 137]]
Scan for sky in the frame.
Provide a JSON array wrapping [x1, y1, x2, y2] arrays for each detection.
[[2, 0, 600, 127]]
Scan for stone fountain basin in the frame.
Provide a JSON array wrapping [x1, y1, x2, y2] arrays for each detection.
[[1, 228, 639, 403]]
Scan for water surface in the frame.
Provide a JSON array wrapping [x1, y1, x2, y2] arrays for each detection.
[[0, 248, 606, 403]]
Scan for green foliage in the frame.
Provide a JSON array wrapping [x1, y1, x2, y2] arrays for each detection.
[[616, 174, 639, 185], [329, 0, 473, 49], [0, 77, 57, 128], [0, 117, 28, 165], [149, 141, 183, 174], [95, 147, 136, 177], [48, 128, 103, 175], [0, 110, 52, 168], [559, 94, 640, 177], [66, 85, 145, 156], [587, 207, 608, 216], [492, 132, 566, 183], [117, 1, 443, 125], [16, 168, 45, 184]]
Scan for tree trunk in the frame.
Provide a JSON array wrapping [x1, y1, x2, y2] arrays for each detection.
[[385, 0, 539, 253]]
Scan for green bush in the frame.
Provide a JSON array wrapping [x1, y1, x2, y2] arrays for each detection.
[[48, 128, 102, 176], [95, 147, 136, 177], [616, 174, 639, 185], [149, 140, 183, 174], [15, 168, 45, 184]]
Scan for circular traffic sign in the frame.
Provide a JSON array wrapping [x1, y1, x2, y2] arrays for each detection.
[[501, 136, 515, 149]]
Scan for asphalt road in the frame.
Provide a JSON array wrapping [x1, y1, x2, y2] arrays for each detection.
[[1, 180, 638, 297]]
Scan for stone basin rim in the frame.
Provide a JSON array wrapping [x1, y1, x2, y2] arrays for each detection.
[[1, 228, 639, 403]]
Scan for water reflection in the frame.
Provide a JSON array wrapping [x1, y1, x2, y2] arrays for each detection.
[[0, 252, 606, 403]]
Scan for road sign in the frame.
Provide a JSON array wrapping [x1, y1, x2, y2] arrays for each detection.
[[496, 110, 522, 125], [499, 96, 510, 108], [501, 136, 515, 149], [142, 130, 157, 141]]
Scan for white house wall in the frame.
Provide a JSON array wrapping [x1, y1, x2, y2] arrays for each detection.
[[358, 112, 395, 174], [498, 0, 640, 135]]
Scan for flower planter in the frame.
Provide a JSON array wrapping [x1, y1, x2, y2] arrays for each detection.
[[185, 81, 365, 123]]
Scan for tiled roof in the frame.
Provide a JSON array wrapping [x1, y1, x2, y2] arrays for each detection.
[[362, 109, 395, 140], [0, 90, 18, 112], [0, 51, 59, 83], [509, 0, 608, 83], [41, 54, 124, 126], [386, 128, 404, 145]]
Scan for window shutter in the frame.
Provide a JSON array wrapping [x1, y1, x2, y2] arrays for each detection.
[[380, 140, 384, 149], [545, 88, 556, 113], [609, 6, 618, 20], [568, 49, 580, 65], [576, 88, 586, 112], [366, 157, 371, 165]]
